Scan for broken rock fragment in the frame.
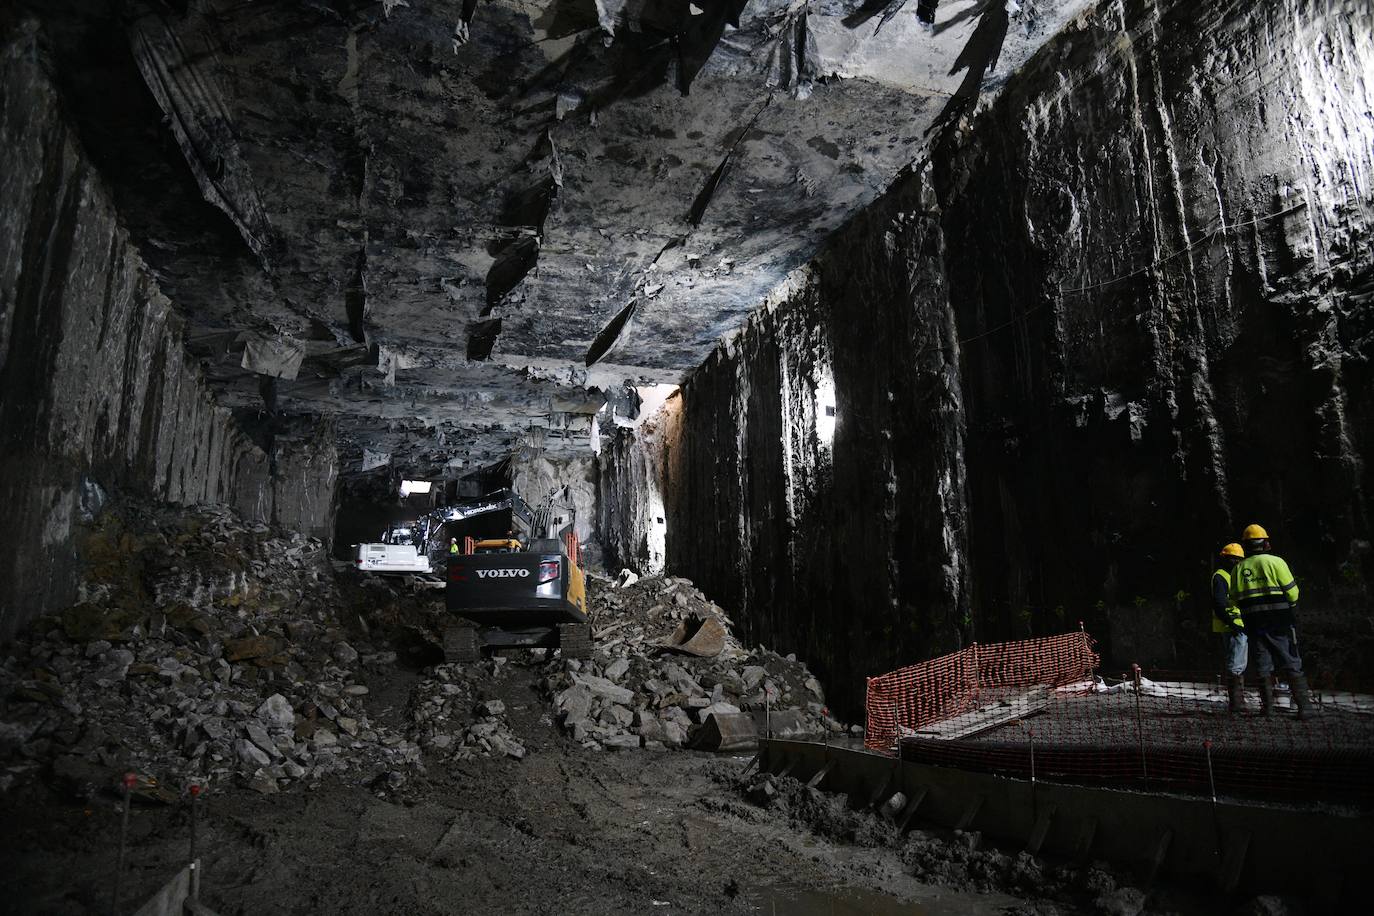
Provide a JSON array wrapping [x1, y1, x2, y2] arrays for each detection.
[[255, 694, 294, 730], [557, 684, 594, 723], [574, 673, 634, 706], [223, 635, 278, 662], [235, 738, 272, 768]]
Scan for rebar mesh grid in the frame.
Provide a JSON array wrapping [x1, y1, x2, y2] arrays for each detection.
[[866, 632, 1374, 803]]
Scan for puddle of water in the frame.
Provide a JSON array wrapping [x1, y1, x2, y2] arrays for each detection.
[[748, 885, 928, 915]]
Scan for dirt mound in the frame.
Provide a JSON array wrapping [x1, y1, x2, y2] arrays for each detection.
[[741, 773, 899, 847]]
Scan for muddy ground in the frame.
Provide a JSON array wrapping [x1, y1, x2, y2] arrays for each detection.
[[0, 662, 939, 914], [0, 653, 1276, 916], [0, 655, 1000, 915]]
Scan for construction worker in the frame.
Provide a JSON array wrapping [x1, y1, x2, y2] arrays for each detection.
[[449, 537, 460, 556], [1211, 543, 1247, 713], [1230, 524, 1313, 719]]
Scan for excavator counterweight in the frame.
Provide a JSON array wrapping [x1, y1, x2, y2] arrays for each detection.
[[441, 491, 590, 661]]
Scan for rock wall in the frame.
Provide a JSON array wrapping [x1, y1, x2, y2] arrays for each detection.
[[510, 453, 598, 546], [597, 400, 683, 576], [668, 176, 973, 718], [0, 20, 337, 640], [934, 0, 1372, 674], [603, 0, 1374, 716]]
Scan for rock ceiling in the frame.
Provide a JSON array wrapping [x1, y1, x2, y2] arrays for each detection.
[[32, 0, 1091, 476]]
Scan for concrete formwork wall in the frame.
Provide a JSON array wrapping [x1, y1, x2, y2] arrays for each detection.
[[602, 0, 1374, 717], [0, 21, 337, 638]]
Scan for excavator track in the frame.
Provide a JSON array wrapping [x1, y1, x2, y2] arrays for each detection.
[[443, 623, 481, 663], [558, 623, 592, 660]]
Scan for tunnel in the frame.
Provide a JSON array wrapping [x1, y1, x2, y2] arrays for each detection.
[[1, 0, 1371, 912]]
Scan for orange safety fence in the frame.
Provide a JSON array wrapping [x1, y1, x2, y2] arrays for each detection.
[[864, 630, 1374, 804], [865, 631, 1101, 752]]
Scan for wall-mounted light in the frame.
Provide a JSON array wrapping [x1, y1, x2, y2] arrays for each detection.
[[815, 376, 837, 446], [399, 479, 432, 496]]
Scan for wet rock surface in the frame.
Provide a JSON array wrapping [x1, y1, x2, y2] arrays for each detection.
[[0, 25, 338, 641], [2, 745, 1054, 916], [15, 1, 1094, 475]]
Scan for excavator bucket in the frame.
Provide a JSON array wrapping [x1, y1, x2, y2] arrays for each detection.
[[661, 614, 727, 657], [691, 712, 758, 751], [693, 709, 816, 750]]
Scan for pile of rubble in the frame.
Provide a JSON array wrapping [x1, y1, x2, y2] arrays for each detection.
[[406, 658, 527, 761], [543, 575, 849, 751], [0, 502, 421, 797], [0, 504, 851, 795]]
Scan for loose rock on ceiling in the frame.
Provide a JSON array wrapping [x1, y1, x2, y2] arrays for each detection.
[[32, 0, 1092, 474]]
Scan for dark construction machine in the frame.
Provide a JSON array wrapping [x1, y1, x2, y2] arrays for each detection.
[[441, 490, 590, 662]]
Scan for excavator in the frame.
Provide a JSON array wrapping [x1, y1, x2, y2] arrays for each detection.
[[441, 490, 591, 662]]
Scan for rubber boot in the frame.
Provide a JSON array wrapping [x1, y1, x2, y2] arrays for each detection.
[[1226, 675, 1245, 715], [1287, 672, 1315, 720], [1258, 678, 1275, 717]]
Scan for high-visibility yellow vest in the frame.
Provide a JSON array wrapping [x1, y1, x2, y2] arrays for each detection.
[[1211, 568, 1244, 633], [1230, 553, 1299, 630]]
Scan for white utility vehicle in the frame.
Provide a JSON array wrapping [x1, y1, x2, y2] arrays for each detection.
[[353, 490, 540, 578], [354, 542, 433, 574]]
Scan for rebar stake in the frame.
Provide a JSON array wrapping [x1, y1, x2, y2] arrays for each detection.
[[1204, 738, 1225, 865], [1028, 727, 1038, 821], [765, 689, 772, 740], [1132, 664, 1148, 781], [188, 784, 201, 901], [1203, 740, 1217, 804], [113, 772, 136, 915], [1079, 621, 1100, 686]]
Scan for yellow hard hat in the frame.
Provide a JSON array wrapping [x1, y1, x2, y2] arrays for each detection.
[[1219, 543, 1245, 559], [1242, 524, 1268, 540]]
